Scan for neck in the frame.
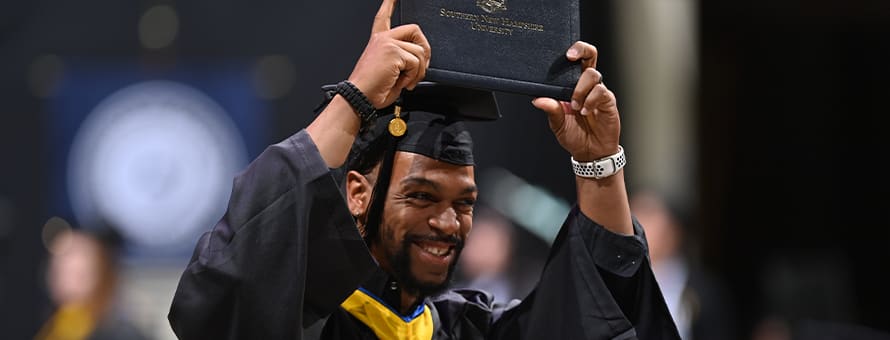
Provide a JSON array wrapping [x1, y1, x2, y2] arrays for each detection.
[[399, 289, 420, 314], [369, 247, 423, 315]]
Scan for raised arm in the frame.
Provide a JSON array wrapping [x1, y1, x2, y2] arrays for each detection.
[[484, 42, 680, 339], [531, 41, 631, 236], [307, 0, 430, 168]]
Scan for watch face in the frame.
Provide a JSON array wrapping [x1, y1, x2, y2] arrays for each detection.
[[67, 80, 248, 250]]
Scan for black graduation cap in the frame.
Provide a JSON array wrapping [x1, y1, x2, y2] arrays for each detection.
[[396, 81, 501, 122], [321, 81, 500, 121], [319, 81, 500, 240], [320, 81, 500, 168]]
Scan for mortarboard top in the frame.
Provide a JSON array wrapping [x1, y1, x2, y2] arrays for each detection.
[[320, 81, 501, 121], [397, 81, 501, 122]]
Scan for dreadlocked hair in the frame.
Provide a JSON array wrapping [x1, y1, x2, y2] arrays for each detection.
[[342, 114, 402, 244], [345, 124, 391, 175]]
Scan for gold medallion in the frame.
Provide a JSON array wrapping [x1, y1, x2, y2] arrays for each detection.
[[388, 117, 406, 136], [388, 105, 407, 137]]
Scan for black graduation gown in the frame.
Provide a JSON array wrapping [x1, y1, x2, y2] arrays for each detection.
[[168, 130, 681, 340]]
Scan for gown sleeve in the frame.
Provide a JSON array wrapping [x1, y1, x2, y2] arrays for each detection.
[[167, 130, 377, 340], [487, 206, 681, 340]]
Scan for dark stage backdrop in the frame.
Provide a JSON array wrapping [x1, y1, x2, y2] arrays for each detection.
[[699, 0, 890, 337], [1, 0, 888, 339]]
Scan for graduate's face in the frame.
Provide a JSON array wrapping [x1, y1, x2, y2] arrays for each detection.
[[372, 151, 477, 295]]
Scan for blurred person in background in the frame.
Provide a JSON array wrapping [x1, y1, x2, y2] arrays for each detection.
[[35, 227, 149, 340], [454, 206, 517, 304], [630, 189, 737, 340]]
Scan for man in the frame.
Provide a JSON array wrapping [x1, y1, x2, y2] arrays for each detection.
[[168, 0, 680, 338], [630, 189, 737, 340]]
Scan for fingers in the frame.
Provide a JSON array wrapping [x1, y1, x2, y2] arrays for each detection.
[[393, 45, 423, 90], [361, 4, 430, 105], [386, 25, 429, 91], [390, 24, 431, 68], [372, 0, 398, 33], [582, 83, 615, 117], [351, 21, 429, 105], [567, 41, 614, 120], [566, 41, 598, 69], [571, 67, 604, 112]]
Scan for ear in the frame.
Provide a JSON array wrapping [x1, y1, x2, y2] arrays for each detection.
[[346, 170, 372, 219]]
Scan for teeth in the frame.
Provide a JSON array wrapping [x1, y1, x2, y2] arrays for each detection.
[[422, 246, 450, 256]]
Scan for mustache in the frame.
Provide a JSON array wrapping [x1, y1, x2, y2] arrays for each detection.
[[404, 234, 463, 248]]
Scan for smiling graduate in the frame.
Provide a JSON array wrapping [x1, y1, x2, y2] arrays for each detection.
[[167, 0, 680, 338]]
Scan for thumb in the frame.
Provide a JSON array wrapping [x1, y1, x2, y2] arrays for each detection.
[[533, 97, 569, 133], [532, 97, 563, 114]]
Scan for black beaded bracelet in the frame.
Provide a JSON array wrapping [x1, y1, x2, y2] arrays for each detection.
[[336, 80, 377, 125]]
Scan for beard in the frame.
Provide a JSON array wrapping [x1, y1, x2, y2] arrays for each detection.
[[388, 233, 464, 298]]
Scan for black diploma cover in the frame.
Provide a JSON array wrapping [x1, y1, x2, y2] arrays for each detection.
[[399, 0, 580, 101]]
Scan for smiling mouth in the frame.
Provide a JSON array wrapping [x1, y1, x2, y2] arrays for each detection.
[[417, 243, 454, 257], [407, 234, 461, 259]]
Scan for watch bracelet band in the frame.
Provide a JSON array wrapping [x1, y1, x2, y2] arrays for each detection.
[[571, 146, 626, 179], [336, 80, 376, 124]]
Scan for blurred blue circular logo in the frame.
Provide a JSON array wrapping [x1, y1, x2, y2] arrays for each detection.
[[68, 80, 247, 250]]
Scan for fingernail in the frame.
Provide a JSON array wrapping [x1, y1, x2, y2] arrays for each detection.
[[580, 107, 589, 116], [566, 48, 579, 58], [571, 100, 580, 110]]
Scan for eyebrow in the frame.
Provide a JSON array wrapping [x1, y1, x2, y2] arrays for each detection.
[[400, 176, 478, 195]]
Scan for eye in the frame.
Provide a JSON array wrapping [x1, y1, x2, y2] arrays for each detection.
[[455, 199, 476, 213], [406, 192, 436, 202]]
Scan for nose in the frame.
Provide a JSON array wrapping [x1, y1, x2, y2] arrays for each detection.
[[428, 206, 460, 235]]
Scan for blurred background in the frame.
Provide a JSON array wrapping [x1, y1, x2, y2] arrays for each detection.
[[1, 0, 888, 339]]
